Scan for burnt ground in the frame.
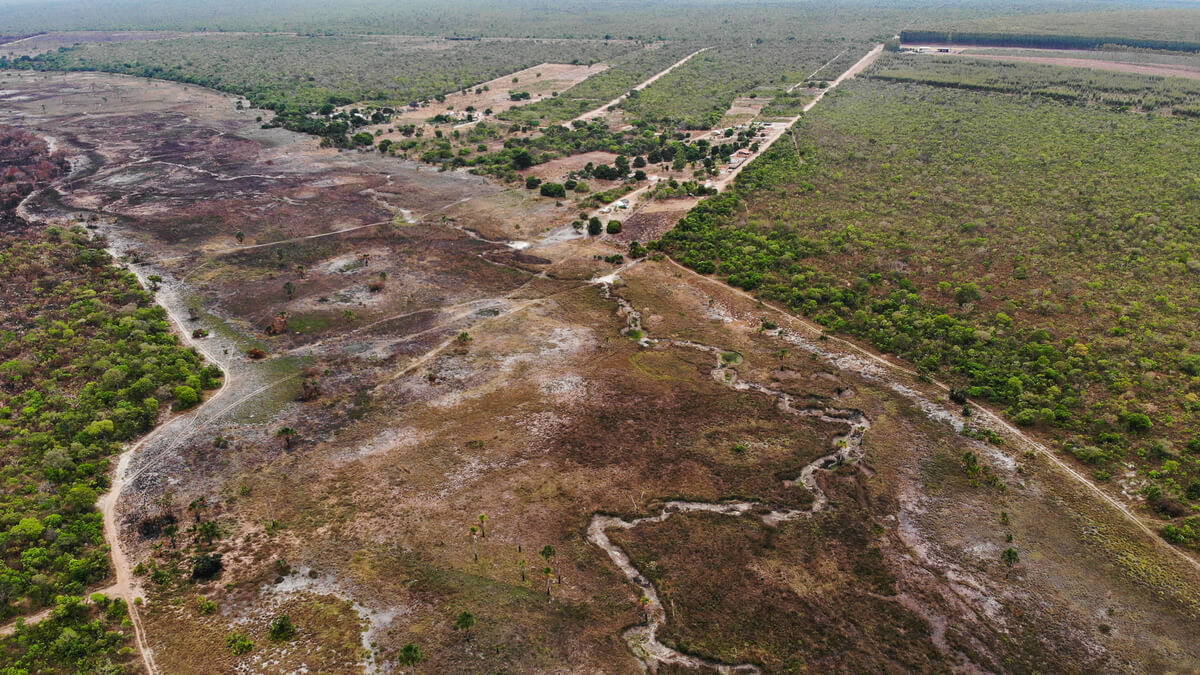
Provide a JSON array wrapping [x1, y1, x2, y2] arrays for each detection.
[[4, 69, 1200, 674]]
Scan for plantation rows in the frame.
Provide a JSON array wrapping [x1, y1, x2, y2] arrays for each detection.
[[908, 8, 1200, 49], [901, 29, 1200, 54]]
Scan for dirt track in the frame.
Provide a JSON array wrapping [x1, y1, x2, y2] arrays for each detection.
[[568, 46, 710, 124], [961, 53, 1200, 80]]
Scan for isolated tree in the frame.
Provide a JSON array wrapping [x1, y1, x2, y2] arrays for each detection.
[[543, 566, 554, 599], [163, 523, 179, 549], [397, 643, 425, 675], [477, 513, 488, 538], [234, 230, 245, 244], [470, 526, 479, 561], [193, 520, 220, 544], [640, 595, 651, 623], [518, 558, 527, 582], [276, 427, 297, 449], [295, 265, 306, 279], [283, 281, 295, 299], [1001, 547, 1020, 567], [454, 611, 476, 641]]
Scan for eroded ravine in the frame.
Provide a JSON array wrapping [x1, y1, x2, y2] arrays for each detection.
[[587, 281, 870, 674]]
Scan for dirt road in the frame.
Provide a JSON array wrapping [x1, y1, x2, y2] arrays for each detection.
[[568, 47, 710, 125], [959, 52, 1200, 81], [92, 253, 244, 675], [713, 42, 884, 191]]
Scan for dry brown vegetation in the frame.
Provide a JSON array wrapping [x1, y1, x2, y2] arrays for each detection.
[[5, 62, 1200, 674]]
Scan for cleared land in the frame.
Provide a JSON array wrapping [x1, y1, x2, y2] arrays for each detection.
[[871, 51, 1200, 115], [901, 46, 1200, 81], [0, 30, 191, 57], [496, 42, 698, 125], [385, 61, 606, 127]]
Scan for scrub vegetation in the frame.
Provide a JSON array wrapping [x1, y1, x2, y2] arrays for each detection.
[[496, 42, 698, 124], [659, 74, 1200, 529], [620, 41, 871, 129], [0, 0, 916, 40], [2, 34, 637, 113], [0, 226, 220, 667]]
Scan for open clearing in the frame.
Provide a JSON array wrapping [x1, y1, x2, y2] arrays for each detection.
[[0, 30, 192, 56], [905, 45, 1200, 80], [384, 61, 607, 127]]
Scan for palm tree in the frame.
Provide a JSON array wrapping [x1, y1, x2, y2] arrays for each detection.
[[454, 611, 476, 641], [640, 596, 651, 623], [397, 643, 424, 675], [543, 566, 554, 600], [234, 230, 244, 244], [276, 427, 297, 450], [283, 281, 295, 299], [477, 513, 488, 538], [470, 526, 479, 561]]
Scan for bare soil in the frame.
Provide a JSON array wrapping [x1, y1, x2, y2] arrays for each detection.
[[0, 30, 194, 57], [960, 53, 1200, 80]]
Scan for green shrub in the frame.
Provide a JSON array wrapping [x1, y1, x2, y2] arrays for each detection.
[[226, 632, 254, 656], [269, 614, 297, 641], [173, 385, 201, 410], [539, 182, 566, 198]]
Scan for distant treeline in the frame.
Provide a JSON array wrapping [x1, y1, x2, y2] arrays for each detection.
[[900, 30, 1200, 53]]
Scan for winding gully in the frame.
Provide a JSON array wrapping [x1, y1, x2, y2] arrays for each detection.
[[587, 279, 870, 674]]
